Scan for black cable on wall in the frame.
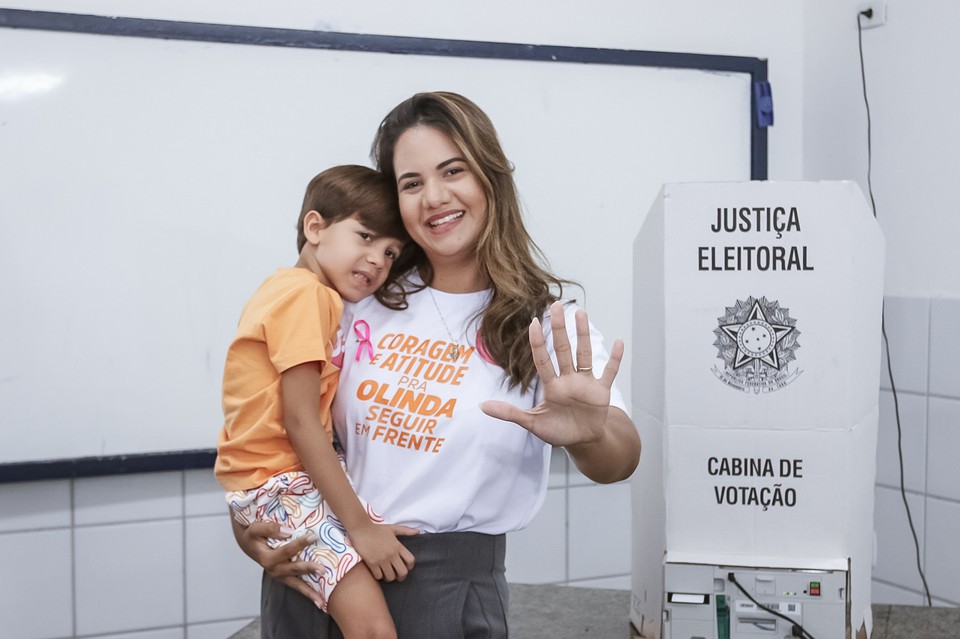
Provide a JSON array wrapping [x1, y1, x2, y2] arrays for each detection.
[[857, 7, 933, 608]]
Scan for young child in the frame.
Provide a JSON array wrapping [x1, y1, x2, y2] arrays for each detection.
[[215, 165, 414, 639]]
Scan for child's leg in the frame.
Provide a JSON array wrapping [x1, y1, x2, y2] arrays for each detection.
[[326, 562, 396, 639]]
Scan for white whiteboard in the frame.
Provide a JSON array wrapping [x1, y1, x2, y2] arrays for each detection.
[[0, 14, 757, 476]]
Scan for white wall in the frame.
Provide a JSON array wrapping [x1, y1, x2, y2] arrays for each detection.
[[803, 0, 960, 297], [1, 0, 806, 183]]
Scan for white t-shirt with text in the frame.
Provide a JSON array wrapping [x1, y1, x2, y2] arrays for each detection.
[[332, 280, 627, 534]]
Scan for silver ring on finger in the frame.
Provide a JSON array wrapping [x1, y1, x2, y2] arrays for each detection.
[[576, 365, 593, 373]]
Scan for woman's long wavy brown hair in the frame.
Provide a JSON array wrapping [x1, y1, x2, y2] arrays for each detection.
[[372, 92, 574, 392]]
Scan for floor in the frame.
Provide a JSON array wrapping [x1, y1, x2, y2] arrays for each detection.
[[230, 583, 960, 638]]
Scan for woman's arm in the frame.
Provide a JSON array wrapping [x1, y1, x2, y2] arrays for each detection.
[[481, 300, 641, 483], [564, 406, 639, 483], [231, 517, 324, 606]]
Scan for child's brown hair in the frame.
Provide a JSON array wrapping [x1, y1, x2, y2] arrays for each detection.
[[297, 165, 411, 309]]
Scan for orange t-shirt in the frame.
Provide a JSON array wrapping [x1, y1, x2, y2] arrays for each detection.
[[215, 268, 343, 492]]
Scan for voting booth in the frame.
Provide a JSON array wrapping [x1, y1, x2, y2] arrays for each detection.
[[630, 182, 884, 639]]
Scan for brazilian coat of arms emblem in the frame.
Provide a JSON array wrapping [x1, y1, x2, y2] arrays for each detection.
[[712, 296, 801, 393]]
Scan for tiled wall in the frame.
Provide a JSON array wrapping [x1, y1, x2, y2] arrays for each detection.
[[0, 470, 263, 639], [2, 296, 955, 638], [872, 297, 960, 607], [0, 450, 631, 639]]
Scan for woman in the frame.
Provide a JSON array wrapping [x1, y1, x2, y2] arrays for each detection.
[[235, 91, 641, 638]]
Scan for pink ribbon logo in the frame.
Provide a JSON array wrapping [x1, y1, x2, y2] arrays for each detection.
[[353, 319, 374, 363]]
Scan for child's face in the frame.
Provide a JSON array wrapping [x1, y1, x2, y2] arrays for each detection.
[[309, 214, 404, 302]]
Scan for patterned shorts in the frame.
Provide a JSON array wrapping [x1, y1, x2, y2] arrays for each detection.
[[227, 458, 381, 611]]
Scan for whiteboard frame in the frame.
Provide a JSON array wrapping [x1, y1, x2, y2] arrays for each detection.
[[0, 8, 768, 482]]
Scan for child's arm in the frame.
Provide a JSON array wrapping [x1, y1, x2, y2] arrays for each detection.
[[280, 361, 416, 582]]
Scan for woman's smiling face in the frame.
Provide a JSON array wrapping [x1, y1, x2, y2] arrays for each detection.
[[392, 125, 487, 273]]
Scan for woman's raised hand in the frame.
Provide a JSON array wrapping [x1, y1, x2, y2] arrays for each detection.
[[481, 300, 638, 483], [480, 300, 623, 448]]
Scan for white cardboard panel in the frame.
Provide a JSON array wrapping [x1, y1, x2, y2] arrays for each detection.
[[642, 181, 885, 430], [664, 410, 877, 559], [630, 181, 884, 638]]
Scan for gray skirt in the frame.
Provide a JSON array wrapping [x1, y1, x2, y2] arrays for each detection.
[[261, 531, 509, 639]]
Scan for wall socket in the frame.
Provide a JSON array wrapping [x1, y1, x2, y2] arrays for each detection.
[[857, 1, 887, 28]]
